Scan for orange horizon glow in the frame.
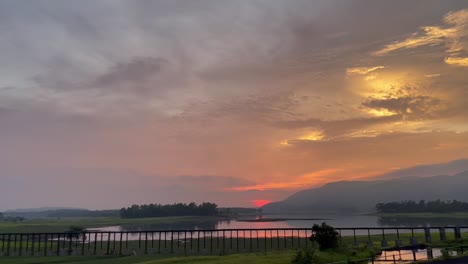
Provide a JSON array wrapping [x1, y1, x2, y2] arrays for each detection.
[[252, 199, 272, 207], [227, 169, 342, 192]]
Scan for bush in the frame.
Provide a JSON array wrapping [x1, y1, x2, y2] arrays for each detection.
[[310, 222, 339, 250], [291, 249, 318, 264]]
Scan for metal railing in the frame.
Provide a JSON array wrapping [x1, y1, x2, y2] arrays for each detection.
[[0, 226, 466, 257]]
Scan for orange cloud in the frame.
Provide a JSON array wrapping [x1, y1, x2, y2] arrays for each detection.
[[227, 169, 342, 191], [445, 57, 468, 66], [346, 66, 385, 75], [374, 26, 450, 56], [374, 9, 468, 64]]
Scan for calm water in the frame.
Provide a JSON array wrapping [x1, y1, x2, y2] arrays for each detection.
[[88, 213, 468, 233], [374, 248, 448, 263]]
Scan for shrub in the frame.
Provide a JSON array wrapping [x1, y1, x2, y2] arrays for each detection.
[[291, 249, 317, 264], [310, 222, 339, 250]]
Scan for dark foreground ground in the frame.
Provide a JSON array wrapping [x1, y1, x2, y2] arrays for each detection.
[[421, 256, 468, 263]]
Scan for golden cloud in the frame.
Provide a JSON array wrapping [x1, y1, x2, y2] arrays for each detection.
[[374, 9, 468, 67], [374, 27, 448, 56], [346, 66, 385, 75], [424, 73, 441, 78], [445, 56, 468, 66]]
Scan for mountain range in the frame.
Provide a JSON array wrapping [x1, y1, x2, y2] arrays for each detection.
[[263, 161, 468, 213]]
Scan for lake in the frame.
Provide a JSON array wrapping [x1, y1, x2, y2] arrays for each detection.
[[88, 213, 468, 232]]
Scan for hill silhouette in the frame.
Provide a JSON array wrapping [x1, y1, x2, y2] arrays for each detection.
[[262, 171, 468, 213]]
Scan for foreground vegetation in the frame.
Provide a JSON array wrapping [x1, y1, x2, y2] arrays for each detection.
[[0, 248, 378, 264], [0, 253, 293, 264]]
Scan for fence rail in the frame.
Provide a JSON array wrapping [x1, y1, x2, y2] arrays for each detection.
[[0, 226, 467, 257]]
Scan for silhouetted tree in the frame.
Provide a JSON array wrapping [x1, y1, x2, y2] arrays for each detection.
[[376, 200, 468, 213], [120, 202, 218, 218], [310, 222, 339, 250]]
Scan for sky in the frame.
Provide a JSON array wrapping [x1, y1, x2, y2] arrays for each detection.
[[1, 0, 468, 210]]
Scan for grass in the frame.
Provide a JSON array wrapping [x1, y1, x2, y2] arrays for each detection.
[[372, 212, 468, 218], [0, 252, 295, 264], [0, 249, 378, 264], [0, 216, 224, 233]]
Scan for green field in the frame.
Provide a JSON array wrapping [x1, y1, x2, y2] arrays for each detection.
[[373, 212, 468, 218], [0, 249, 379, 264], [0, 216, 224, 233], [0, 252, 294, 264]]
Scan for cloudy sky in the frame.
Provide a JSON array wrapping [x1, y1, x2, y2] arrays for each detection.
[[1, 0, 468, 210]]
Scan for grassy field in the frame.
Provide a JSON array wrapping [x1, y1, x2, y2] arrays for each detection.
[[0, 252, 295, 264], [0, 216, 225, 233], [0, 249, 378, 264], [372, 212, 468, 218]]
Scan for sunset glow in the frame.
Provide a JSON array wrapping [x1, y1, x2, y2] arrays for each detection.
[[252, 200, 272, 208], [1, 2, 468, 210]]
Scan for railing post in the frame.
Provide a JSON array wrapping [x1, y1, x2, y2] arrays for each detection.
[[106, 232, 111, 255], [353, 229, 357, 246], [184, 231, 187, 254], [424, 227, 431, 243], [31, 234, 35, 256], [18, 234, 23, 256], [26, 234, 30, 255], [138, 232, 142, 250], [210, 231, 213, 255], [145, 232, 148, 254], [197, 231, 200, 254], [158, 232, 161, 254], [439, 227, 446, 241], [93, 233, 97, 255], [44, 233, 48, 256], [55, 233, 60, 256], [222, 230, 225, 253], [454, 227, 461, 240], [236, 230, 239, 253], [250, 230, 253, 252], [119, 232, 123, 255], [13, 234, 17, 256], [6, 234, 11, 256], [170, 231, 174, 254], [81, 232, 86, 255], [1, 234, 4, 254], [276, 229, 279, 250], [427, 247, 433, 259], [68, 233, 73, 255]]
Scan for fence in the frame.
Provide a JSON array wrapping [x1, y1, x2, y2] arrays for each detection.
[[0, 226, 467, 257]]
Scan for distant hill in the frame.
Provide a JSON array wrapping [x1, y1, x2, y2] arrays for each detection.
[[262, 171, 468, 213], [3, 208, 119, 219], [4, 207, 89, 213]]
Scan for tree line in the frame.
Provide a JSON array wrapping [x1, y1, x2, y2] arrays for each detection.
[[120, 202, 218, 218], [376, 200, 468, 213]]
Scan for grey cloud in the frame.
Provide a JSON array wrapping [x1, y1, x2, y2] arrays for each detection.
[[95, 57, 168, 87]]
